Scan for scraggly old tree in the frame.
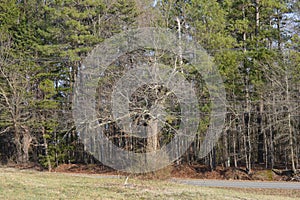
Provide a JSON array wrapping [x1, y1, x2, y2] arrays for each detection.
[[0, 34, 32, 163]]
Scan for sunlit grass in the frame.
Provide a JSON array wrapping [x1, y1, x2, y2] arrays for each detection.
[[0, 168, 298, 200]]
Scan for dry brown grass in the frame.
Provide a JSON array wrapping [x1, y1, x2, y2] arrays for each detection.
[[0, 167, 299, 200]]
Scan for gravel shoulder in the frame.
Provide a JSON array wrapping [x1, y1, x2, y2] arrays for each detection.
[[173, 178, 300, 189]]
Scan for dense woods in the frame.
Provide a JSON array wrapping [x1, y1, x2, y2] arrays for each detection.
[[0, 0, 300, 174]]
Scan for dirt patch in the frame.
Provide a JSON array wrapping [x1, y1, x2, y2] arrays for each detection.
[[52, 164, 251, 180], [170, 165, 251, 180], [1, 162, 44, 171], [170, 164, 201, 179], [222, 167, 251, 180], [54, 164, 116, 175]]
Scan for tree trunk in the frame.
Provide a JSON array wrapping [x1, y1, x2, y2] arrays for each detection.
[[13, 124, 31, 164], [42, 126, 52, 172], [14, 121, 23, 163], [233, 130, 238, 168], [257, 100, 264, 164], [147, 118, 158, 153], [223, 129, 230, 168], [14, 132, 23, 164], [286, 73, 296, 172], [21, 126, 31, 163]]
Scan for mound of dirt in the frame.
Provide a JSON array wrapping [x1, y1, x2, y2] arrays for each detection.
[[54, 164, 114, 174], [171, 165, 251, 180], [222, 168, 251, 180], [171, 164, 201, 179], [4, 162, 44, 171]]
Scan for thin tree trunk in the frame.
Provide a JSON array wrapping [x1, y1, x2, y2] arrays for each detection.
[[233, 130, 238, 168], [223, 130, 230, 168], [176, 16, 183, 73], [42, 126, 52, 172], [257, 100, 264, 164], [264, 130, 268, 168], [286, 73, 296, 172], [242, 2, 251, 173]]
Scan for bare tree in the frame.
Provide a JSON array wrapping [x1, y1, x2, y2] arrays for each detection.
[[0, 34, 32, 163]]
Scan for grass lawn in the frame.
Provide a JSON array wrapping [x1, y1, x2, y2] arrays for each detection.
[[0, 167, 299, 200]]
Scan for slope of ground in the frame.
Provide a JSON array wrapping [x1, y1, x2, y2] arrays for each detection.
[[0, 167, 299, 200]]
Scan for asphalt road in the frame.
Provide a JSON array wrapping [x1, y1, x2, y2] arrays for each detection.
[[174, 179, 300, 190]]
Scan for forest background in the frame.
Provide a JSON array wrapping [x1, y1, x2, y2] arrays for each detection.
[[0, 0, 300, 178]]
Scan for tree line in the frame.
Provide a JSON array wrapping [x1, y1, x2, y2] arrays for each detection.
[[0, 0, 299, 173]]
